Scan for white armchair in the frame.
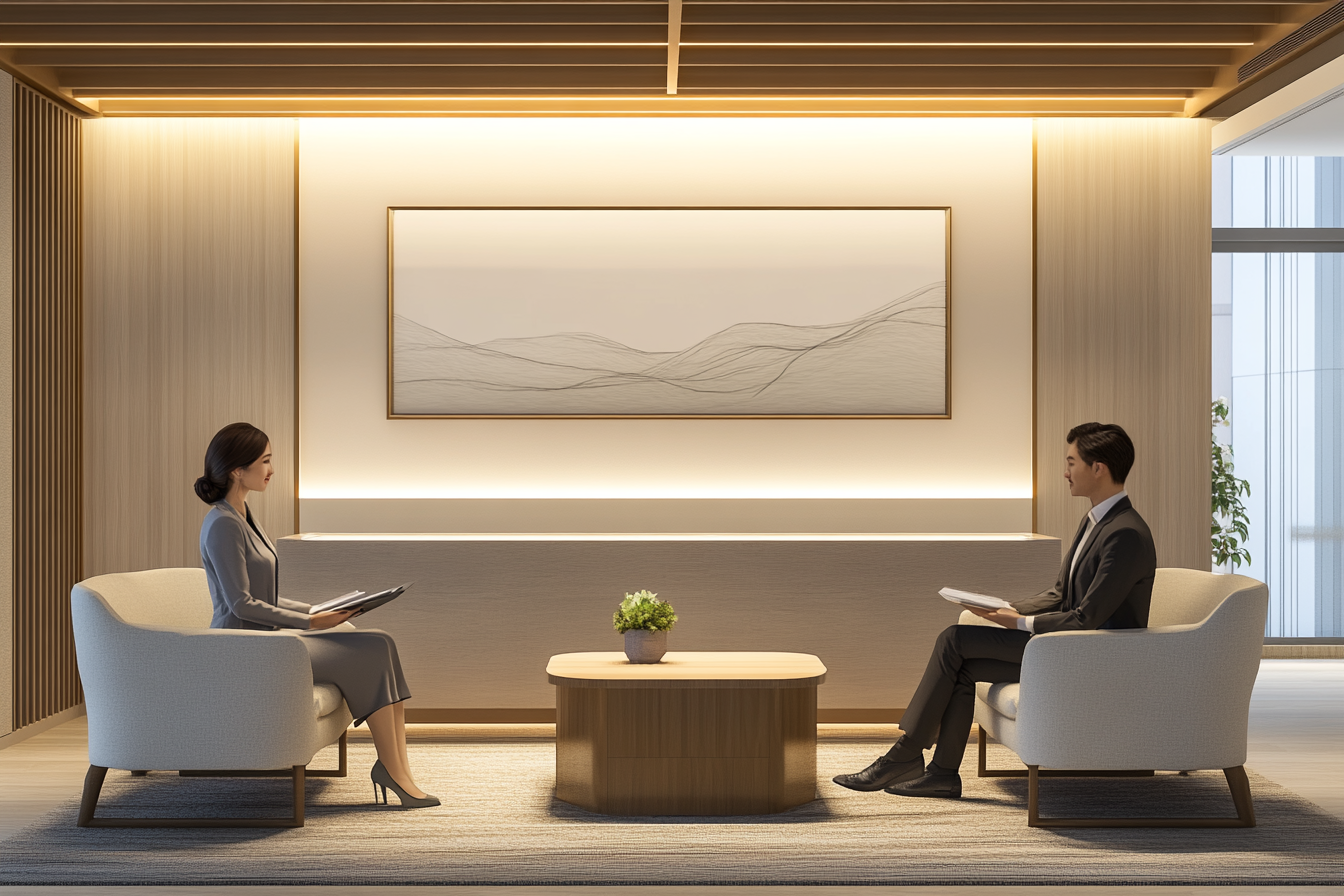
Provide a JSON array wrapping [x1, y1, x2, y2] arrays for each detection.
[[71, 568, 353, 828], [967, 568, 1268, 828]]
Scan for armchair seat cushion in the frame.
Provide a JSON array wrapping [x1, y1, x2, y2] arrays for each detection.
[[313, 682, 345, 720], [976, 681, 1020, 720]]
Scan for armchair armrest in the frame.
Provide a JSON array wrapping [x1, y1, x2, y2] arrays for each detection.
[[1013, 614, 1261, 771], [77, 616, 322, 771]]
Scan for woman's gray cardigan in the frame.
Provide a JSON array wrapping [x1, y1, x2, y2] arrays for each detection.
[[200, 500, 312, 630]]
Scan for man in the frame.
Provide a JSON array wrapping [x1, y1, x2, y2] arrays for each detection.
[[833, 422, 1157, 798]]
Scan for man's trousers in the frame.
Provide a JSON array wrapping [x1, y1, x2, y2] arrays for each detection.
[[890, 624, 1032, 771]]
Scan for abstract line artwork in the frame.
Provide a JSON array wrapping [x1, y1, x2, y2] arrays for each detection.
[[389, 207, 949, 417]]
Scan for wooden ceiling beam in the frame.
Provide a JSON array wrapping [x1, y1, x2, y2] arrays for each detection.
[[0, 46, 100, 115], [56, 63, 1217, 91], [19, 46, 668, 66], [87, 95, 1191, 118], [0, 3, 1289, 28], [683, 3, 1290, 26], [679, 24, 1262, 43], [4, 0, 1332, 116], [676, 66, 1220, 88], [678, 46, 1239, 65], [0, 22, 1269, 46], [58, 64, 669, 90], [16, 45, 1239, 67], [79, 87, 672, 98], [0, 23, 669, 44], [667, 0, 681, 94], [0, 4, 669, 26], [1187, 1, 1344, 114]]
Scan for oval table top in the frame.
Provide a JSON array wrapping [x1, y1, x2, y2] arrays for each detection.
[[546, 651, 827, 689]]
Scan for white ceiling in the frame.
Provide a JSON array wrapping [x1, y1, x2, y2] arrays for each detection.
[[1224, 89, 1344, 155]]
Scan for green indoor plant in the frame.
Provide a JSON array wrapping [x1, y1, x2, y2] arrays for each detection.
[[613, 590, 677, 664], [1211, 397, 1252, 571]]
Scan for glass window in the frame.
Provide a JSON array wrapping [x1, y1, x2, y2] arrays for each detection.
[[1213, 156, 1344, 637]]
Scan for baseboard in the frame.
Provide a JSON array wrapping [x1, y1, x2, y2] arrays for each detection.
[[817, 709, 906, 724], [407, 708, 907, 724], [0, 703, 85, 751], [1262, 644, 1344, 659]]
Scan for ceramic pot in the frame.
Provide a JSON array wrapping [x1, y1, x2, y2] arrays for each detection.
[[624, 629, 667, 664]]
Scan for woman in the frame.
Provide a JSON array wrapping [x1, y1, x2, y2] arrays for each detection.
[[196, 422, 439, 809]]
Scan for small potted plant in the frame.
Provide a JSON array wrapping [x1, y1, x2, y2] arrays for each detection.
[[613, 590, 677, 664]]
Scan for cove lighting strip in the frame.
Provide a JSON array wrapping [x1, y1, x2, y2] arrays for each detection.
[[298, 533, 1038, 542], [89, 95, 1185, 103], [299, 492, 1034, 500]]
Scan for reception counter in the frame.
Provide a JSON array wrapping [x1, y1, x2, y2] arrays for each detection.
[[276, 533, 1061, 723]]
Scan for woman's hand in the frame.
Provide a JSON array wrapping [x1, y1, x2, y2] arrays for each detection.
[[309, 609, 356, 630]]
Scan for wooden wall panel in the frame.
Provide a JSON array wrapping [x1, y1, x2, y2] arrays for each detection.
[[0, 71, 12, 739], [1035, 119, 1212, 570], [278, 534, 1061, 715], [12, 82, 82, 731], [82, 119, 296, 577]]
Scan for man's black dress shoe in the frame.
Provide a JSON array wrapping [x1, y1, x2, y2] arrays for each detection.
[[832, 755, 924, 792], [884, 771, 962, 799]]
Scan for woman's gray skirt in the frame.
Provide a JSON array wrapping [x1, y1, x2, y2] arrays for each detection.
[[297, 628, 411, 725]]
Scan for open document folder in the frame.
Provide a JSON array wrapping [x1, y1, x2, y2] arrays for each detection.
[[938, 587, 1013, 611], [310, 582, 414, 618]]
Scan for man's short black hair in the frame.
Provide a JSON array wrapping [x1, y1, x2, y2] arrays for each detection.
[[1066, 422, 1135, 484]]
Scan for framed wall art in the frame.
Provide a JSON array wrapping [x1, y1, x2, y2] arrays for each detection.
[[388, 207, 950, 418]]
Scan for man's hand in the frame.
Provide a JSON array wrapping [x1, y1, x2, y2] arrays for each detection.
[[966, 605, 1023, 629]]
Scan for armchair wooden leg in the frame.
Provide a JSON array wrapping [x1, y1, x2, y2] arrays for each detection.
[[292, 764, 305, 827], [1225, 766, 1257, 827], [76, 764, 307, 828], [77, 765, 108, 827], [306, 731, 348, 778], [1026, 763, 1257, 828]]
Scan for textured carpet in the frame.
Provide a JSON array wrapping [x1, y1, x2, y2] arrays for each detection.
[[1, 738, 1342, 886]]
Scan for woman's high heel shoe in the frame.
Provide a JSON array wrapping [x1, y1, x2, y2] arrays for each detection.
[[371, 759, 441, 809]]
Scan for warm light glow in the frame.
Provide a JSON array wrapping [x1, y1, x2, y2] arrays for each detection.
[[9, 42, 670, 48], [13, 41, 1251, 48], [299, 532, 1038, 542], [299, 487, 1033, 500], [681, 42, 1253, 48], [84, 95, 1186, 103]]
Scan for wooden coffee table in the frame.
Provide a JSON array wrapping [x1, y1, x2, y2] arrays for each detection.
[[546, 651, 826, 816]]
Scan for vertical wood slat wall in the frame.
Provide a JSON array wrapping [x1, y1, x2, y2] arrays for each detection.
[[82, 119, 297, 578], [12, 82, 82, 730], [1035, 119, 1212, 571]]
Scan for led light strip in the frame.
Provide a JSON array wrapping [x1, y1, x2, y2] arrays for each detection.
[[298, 532, 1038, 541]]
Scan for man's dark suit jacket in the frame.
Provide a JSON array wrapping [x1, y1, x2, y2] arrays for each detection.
[[1013, 495, 1157, 634]]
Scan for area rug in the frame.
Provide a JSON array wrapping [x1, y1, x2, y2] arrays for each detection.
[[1, 738, 1341, 886]]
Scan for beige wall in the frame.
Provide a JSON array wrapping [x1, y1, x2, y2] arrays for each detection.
[[82, 119, 297, 576], [0, 71, 12, 739], [76, 116, 1214, 578], [1035, 119, 1213, 570], [298, 118, 1036, 534]]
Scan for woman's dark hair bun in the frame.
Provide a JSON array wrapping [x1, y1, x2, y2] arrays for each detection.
[[196, 422, 270, 505], [194, 475, 227, 504]]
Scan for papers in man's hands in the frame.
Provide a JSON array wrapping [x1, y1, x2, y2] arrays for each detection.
[[938, 587, 1014, 611], [310, 583, 413, 618]]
